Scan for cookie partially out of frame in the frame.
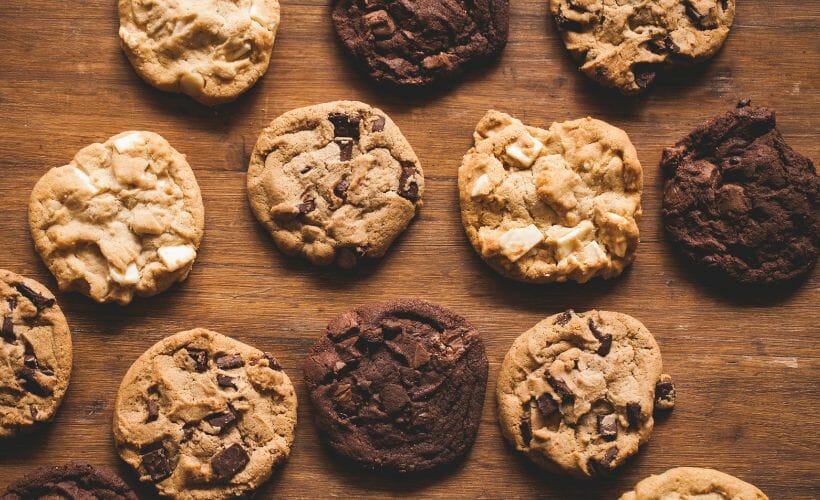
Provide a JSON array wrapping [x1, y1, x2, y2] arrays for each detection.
[[1, 462, 137, 500], [620, 467, 768, 500]]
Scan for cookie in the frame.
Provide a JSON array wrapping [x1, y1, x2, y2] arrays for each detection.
[[29, 131, 205, 305], [662, 103, 819, 285], [332, 0, 509, 87], [458, 110, 642, 283], [1, 462, 137, 500], [620, 467, 769, 500], [496, 309, 673, 478], [247, 101, 424, 268], [113, 328, 297, 499], [549, 0, 735, 94], [119, 0, 281, 105], [0, 270, 72, 439], [304, 299, 488, 473]]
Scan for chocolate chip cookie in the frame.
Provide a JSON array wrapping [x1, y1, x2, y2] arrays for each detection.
[[304, 300, 488, 473], [332, 0, 509, 87], [1, 462, 137, 500], [29, 131, 205, 305], [113, 328, 297, 498], [620, 467, 769, 500], [550, 0, 735, 94], [247, 101, 424, 268], [459, 110, 642, 283], [497, 309, 673, 478], [0, 270, 72, 439], [119, 0, 281, 105], [662, 103, 819, 285]]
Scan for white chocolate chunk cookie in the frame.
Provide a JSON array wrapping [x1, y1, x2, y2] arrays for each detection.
[[113, 328, 297, 499], [29, 132, 204, 305], [247, 101, 424, 268], [118, 0, 281, 105], [620, 467, 769, 499], [0, 270, 72, 439], [458, 110, 642, 283], [497, 310, 674, 478]]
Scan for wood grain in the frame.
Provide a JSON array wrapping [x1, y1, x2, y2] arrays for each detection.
[[0, 1, 818, 498]]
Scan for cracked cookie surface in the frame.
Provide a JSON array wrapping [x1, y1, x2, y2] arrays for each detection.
[[304, 299, 488, 473], [0, 270, 72, 439], [247, 101, 424, 268], [497, 310, 671, 478], [1, 462, 137, 500], [620, 467, 769, 500], [113, 328, 297, 499], [119, 0, 280, 105], [332, 0, 509, 86], [662, 103, 818, 286], [29, 132, 204, 305], [458, 110, 642, 283], [549, 0, 735, 94]]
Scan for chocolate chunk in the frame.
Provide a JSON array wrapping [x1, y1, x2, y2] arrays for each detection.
[[336, 138, 354, 161], [262, 352, 282, 371], [654, 375, 676, 411], [684, 4, 705, 27], [217, 375, 235, 388], [372, 115, 386, 132], [535, 394, 558, 418], [737, 98, 751, 108], [215, 354, 244, 370], [146, 399, 159, 422], [187, 349, 208, 372], [205, 407, 236, 431], [333, 176, 350, 199], [1, 315, 14, 343], [626, 402, 642, 429], [30, 404, 38, 418], [555, 6, 583, 31], [380, 383, 410, 415], [13, 283, 54, 312], [328, 113, 360, 139], [547, 376, 574, 403], [519, 417, 532, 446], [297, 199, 316, 215], [411, 343, 431, 369], [141, 447, 173, 482], [211, 443, 250, 480], [182, 422, 196, 442], [588, 320, 612, 357], [633, 63, 657, 89], [597, 413, 618, 441], [18, 367, 51, 397], [398, 162, 419, 202], [554, 309, 573, 326], [588, 446, 619, 476]]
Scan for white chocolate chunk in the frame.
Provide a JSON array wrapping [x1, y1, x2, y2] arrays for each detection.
[[158, 245, 196, 271], [179, 71, 205, 93], [505, 133, 543, 168], [553, 220, 595, 260], [581, 241, 607, 266], [471, 174, 493, 197], [70, 167, 99, 195], [110, 262, 140, 285], [499, 225, 544, 262], [113, 133, 146, 154]]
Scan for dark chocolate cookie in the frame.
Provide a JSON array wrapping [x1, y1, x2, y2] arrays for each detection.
[[304, 299, 488, 473], [331, 0, 509, 87], [1, 462, 137, 499], [662, 102, 819, 285]]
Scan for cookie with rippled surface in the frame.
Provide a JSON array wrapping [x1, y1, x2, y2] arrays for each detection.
[[29, 131, 204, 305], [620, 467, 768, 499], [113, 328, 297, 499], [304, 299, 488, 473], [497, 309, 674, 478], [0, 270, 72, 439], [247, 101, 424, 268], [1, 462, 137, 500]]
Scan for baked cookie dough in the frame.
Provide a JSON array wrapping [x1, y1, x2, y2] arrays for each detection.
[[0, 270, 72, 439], [29, 131, 205, 305], [549, 0, 735, 94], [620, 467, 769, 500], [332, 0, 509, 86], [458, 110, 642, 283], [113, 328, 296, 499], [662, 102, 818, 285], [304, 299, 488, 473], [1, 462, 137, 500], [247, 101, 424, 268], [497, 309, 673, 478], [119, 0, 281, 105]]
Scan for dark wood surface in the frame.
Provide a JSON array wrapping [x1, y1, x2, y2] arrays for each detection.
[[0, 1, 818, 498]]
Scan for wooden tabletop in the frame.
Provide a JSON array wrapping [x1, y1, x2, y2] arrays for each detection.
[[1, 1, 818, 498]]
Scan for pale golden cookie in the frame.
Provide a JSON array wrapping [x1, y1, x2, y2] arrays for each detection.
[[29, 131, 204, 305], [620, 467, 768, 499], [458, 110, 642, 283]]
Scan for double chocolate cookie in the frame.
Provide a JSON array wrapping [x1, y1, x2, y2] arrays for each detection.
[[662, 103, 818, 285], [113, 328, 297, 499], [332, 0, 509, 86], [304, 300, 488, 473], [1, 462, 137, 500], [0, 270, 72, 439], [620, 467, 768, 500]]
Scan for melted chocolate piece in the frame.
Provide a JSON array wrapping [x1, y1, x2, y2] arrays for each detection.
[[211, 443, 250, 479], [262, 352, 282, 371], [520, 417, 532, 446], [146, 400, 159, 423], [547, 376, 574, 403], [328, 113, 361, 139], [187, 349, 208, 372], [553, 310, 573, 326], [141, 447, 173, 482], [1, 315, 14, 343], [336, 138, 354, 161], [13, 283, 54, 312], [18, 367, 51, 397], [333, 177, 350, 199], [371, 115, 386, 132], [217, 374, 235, 388], [205, 407, 236, 431], [297, 199, 316, 215], [215, 354, 244, 370], [588, 319, 613, 356], [626, 402, 642, 429], [398, 162, 419, 202], [535, 394, 558, 418], [597, 413, 618, 441], [587, 446, 619, 476]]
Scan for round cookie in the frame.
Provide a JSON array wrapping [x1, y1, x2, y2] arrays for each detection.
[[620, 467, 769, 500], [113, 328, 297, 499], [662, 103, 819, 285], [1, 462, 137, 500], [0, 270, 72, 439], [118, 0, 281, 105], [29, 131, 205, 305], [331, 0, 509, 87], [458, 110, 642, 283], [496, 309, 673, 478], [247, 101, 424, 268], [549, 0, 735, 94], [304, 299, 488, 473]]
